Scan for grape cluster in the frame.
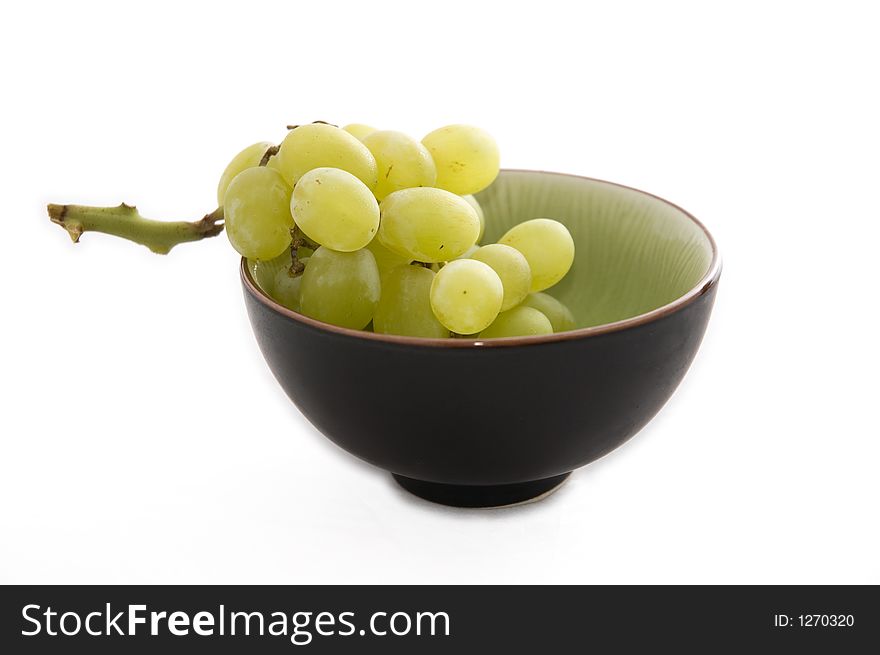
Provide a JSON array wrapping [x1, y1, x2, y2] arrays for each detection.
[[221, 123, 576, 338]]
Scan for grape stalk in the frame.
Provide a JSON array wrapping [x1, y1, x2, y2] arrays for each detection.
[[47, 202, 224, 254]]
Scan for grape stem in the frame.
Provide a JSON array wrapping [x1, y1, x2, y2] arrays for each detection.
[[259, 145, 280, 167], [47, 203, 224, 254], [286, 120, 338, 130], [288, 226, 318, 276]]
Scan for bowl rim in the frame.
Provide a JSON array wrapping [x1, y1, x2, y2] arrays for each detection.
[[241, 169, 722, 348]]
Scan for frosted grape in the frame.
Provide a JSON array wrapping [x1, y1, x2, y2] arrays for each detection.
[[362, 130, 437, 200], [498, 219, 574, 292], [299, 247, 380, 329], [470, 243, 532, 311], [378, 188, 480, 263], [291, 167, 379, 252], [422, 125, 499, 195], [374, 265, 448, 338], [275, 123, 378, 189], [429, 259, 503, 334], [521, 293, 576, 333], [217, 141, 274, 206], [223, 167, 293, 260], [480, 306, 553, 339]]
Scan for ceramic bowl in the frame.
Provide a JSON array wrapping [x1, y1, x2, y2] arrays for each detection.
[[241, 170, 721, 507]]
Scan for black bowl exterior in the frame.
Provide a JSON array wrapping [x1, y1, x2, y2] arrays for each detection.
[[392, 473, 572, 508], [242, 277, 717, 487]]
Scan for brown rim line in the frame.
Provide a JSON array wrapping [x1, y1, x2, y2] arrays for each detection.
[[241, 169, 722, 348]]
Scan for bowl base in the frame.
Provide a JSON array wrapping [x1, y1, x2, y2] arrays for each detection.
[[392, 472, 571, 508]]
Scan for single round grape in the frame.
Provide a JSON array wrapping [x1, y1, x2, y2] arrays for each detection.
[[421, 125, 499, 195], [461, 194, 485, 243], [362, 130, 437, 200], [374, 265, 449, 338], [479, 306, 553, 339], [469, 243, 532, 311], [378, 188, 480, 263], [216, 141, 275, 205], [342, 123, 378, 141], [299, 247, 380, 329], [291, 167, 379, 252], [498, 218, 575, 292], [429, 259, 503, 334], [521, 292, 576, 333], [275, 123, 378, 189], [272, 257, 309, 311], [366, 238, 411, 275], [224, 167, 293, 260]]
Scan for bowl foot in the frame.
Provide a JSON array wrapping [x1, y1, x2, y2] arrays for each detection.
[[392, 472, 571, 508]]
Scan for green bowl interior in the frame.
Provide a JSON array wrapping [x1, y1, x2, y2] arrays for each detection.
[[476, 171, 714, 329]]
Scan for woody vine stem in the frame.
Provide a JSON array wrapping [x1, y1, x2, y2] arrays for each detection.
[[47, 203, 225, 254]]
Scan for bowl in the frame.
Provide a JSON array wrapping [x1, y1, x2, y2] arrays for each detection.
[[241, 170, 721, 507]]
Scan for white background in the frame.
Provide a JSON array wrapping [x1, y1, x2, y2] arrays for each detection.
[[2, 0, 878, 584]]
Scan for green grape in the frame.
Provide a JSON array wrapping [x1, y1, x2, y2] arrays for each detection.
[[521, 292, 576, 333], [342, 123, 378, 141], [421, 125, 499, 195], [291, 167, 379, 252], [366, 238, 411, 274], [224, 167, 293, 260], [216, 141, 274, 206], [266, 153, 284, 173], [378, 188, 480, 263], [498, 218, 575, 292], [272, 257, 309, 311], [362, 130, 437, 200], [469, 243, 531, 311], [479, 306, 553, 339], [299, 247, 380, 329], [461, 194, 485, 243], [374, 265, 449, 338], [275, 123, 378, 189], [429, 259, 503, 334]]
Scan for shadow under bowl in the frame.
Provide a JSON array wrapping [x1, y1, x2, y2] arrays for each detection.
[[241, 170, 721, 507]]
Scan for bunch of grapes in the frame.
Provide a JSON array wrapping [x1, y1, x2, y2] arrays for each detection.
[[210, 122, 579, 338]]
